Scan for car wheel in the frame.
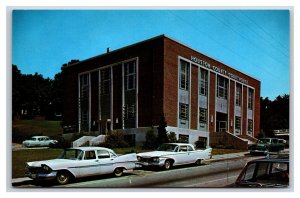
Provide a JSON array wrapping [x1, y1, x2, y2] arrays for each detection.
[[195, 159, 202, 166], [164, 160, 172, 170], [56, 171, 71, 185], [114, 168, 124, 177]]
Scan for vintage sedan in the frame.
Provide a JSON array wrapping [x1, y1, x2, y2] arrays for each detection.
[[248, 138, 286, 155], [230, 154, 289, 187], [25, 147, 138, 185], [22, 136, 58, 147], [137, 143, 212, 170]]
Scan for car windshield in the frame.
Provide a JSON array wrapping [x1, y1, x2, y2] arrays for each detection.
[[239, 161, 289, 186], [258, 139, 271, 144], [157, 144, 178, 152], [29, 137, 37, 141], [58, 149, 84, 160]]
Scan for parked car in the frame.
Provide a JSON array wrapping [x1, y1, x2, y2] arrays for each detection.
[[22, 136, 58, 147], [137, 143, 212, 170], [230, 155, 289, 187], [25, 147, 139, 185], [248, 138, 286, 155]]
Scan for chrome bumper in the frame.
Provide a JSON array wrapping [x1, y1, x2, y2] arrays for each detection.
[[25, 171, 57, 180]]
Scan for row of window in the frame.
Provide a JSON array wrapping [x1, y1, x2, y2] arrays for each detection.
[[179, 59, 254, 109], [78, 60, 137, 132], [178, 59, 254, 134]]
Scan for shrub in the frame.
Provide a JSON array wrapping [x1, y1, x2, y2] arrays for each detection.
[[143, 128, 158, 149], [97, 130, 129, 148], [167, 131, 177, 143]]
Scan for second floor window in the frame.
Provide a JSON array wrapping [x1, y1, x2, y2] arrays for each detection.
[[179, 60, 190, 91], [179, 103, 189, 121]]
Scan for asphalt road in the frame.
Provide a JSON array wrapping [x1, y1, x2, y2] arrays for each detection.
[[53, 156, 261, 188]]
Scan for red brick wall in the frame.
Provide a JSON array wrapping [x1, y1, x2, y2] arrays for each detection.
[[229, 80, 235, 134], [162, 36, 260, 134], [242, 85, 248, 136], [209, 72, 216, 132], [191, 65, 198, 130]]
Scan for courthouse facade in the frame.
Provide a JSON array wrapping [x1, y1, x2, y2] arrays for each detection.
[[62, 35, 260, 145]]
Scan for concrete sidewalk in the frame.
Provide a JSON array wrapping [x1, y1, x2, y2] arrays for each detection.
[[11, 151, 249, 185]]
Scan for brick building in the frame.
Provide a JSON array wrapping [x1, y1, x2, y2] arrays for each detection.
[[62, 35, 260, 147]]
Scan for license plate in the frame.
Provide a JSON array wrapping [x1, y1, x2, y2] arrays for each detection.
[[31, 174, 37, 179]]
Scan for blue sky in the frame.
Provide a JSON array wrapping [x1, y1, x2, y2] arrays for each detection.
[[12, 10, 290, 100]]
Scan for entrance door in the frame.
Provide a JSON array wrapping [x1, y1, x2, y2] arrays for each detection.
[[218, 121, 227, 132], [216, 112, 228, 132]]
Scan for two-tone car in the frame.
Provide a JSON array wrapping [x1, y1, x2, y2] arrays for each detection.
[[248, 138, 286, 155], [137, 143, 212, 170], [25, 147, 138, 185], [22, 136, 58, 147]]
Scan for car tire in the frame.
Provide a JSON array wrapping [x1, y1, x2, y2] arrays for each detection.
[[114, 168, 124, 177], [56, 171, 71, 185], [164, 160, 172, 170], [195, 159, 202, 166]]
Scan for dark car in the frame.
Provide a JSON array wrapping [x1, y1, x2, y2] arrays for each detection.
[[248, 138, 286, 155], [230, 155, 289, 188]]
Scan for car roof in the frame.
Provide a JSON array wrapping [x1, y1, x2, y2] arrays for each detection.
[[70, 146, 115, 152], [162, 143, 193, 146], [31, 136, 49, 138], [248, 157, 289, 164]]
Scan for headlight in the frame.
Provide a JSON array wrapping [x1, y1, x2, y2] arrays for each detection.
[[152, 157, 160, 163], [41, 164, 52, 172]]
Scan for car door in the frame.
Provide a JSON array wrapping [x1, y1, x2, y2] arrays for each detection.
[[96, 150, 116, 174], [186, 145, 198, 163], [78, 150, 101, 177], [177, 145, 189, 164]]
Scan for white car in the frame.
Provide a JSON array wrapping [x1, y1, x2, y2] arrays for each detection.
[[25, 147, 139, 185], [22, 136, 58, 147], [137, 143, 212, 170]]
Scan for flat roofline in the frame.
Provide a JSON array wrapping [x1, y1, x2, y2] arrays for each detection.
[[164, 35, 261, 82], [62, 34, 260, 82], [61, 34, 166, 69]]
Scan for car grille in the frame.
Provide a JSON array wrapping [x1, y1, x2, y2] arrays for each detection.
[[26, 167, 47, 174], [138, 157, 153, 163]]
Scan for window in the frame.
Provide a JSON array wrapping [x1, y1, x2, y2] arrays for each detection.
[[235, 116, 241, 131], [100, 68, 111, 95], [79, 73, 89, 131], [97, 150, 110, 159], [84, 151, 96, 160], [217, 76, 228, 99], [179, 103, 189, 121], [199, 68, 208, 96], [248, 89, 254, 110], [199, 108, 207, 125], [124, 61, 136, 91], [179, 60, 190, 90], [248, 119, 253, 133], [236, 84, 242, 106], [178, 134, 189, 143]]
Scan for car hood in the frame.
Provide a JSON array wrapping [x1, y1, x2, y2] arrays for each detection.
[[250, 143, 266, 148], [137, 151, 175, 158], [27, 159, 78, 170]]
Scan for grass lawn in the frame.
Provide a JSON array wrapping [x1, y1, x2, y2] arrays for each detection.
[[12, 148, 63, 178], [12, 120, 63, 143]]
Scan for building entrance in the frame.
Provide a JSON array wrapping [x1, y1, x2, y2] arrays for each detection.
[[216, 112, 227, 132]]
